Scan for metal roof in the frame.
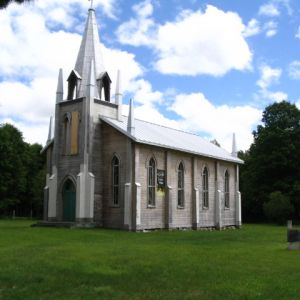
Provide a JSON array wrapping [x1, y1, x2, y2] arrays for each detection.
[[101, 116, 243, 164]]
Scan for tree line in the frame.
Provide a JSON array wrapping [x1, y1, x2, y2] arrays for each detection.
[[0, 124, 45, 218], [239, 101, 300, 224]]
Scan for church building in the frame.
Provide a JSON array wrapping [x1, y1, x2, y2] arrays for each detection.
[[42, 6, 243, 231]]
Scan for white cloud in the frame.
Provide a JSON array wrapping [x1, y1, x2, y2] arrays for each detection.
[[0, 2, 144, 145], [127, 79, 163, 105], [243, 19, 261, 37], [259, 3, 280, 17], [288, 61, 300, 79], [170, 93, 261, 151], [257, 64, 282, 89], [259, 90, 288, 102], [256, 64, 287, 103], [117, 4, 252, 76], [296, 26, 300, 39], [116, 0, 156, 46], [263, 21, 277, 37]]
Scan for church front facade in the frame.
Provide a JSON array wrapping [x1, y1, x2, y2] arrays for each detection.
[[42, 7, 243, 231]]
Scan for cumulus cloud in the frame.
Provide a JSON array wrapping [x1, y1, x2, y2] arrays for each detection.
[[169, 93, 261, 151], [296, 26, 300, 39], [243, 19, 261, 37], [116, 0, 156, 46], [256, 64, 287, 103], [0, 2, 144, 145], [258, 3, 280, 17], [263, 21, 277, 37], [117, 4, 252, 76], [257, 64, 282, 89], [288, 61, 300, 79]]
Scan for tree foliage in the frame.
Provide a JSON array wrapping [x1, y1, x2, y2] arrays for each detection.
[[263, 191, 294, 225], [0, 123, 45, 217], [0, 0, 33, 9], [240, 101, 300, 222]]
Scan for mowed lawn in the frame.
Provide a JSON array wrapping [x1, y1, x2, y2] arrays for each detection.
[[0, 221, 300, 300]]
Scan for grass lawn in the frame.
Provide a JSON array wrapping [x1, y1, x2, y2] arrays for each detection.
[[0, 221, 299, 299]]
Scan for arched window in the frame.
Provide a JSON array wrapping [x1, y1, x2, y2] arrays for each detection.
[[224, 170, 230, 208], [202, 167, 209, 208], [112, 156, 120, 205], [148, 158, 156, 206], [178, 162, 184, 207]]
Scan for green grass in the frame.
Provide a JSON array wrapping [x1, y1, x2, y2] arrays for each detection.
[[0, 221, 299, 300]]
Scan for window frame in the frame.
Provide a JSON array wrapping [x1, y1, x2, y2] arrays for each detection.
[[224, 170, 230, 209], [112, 155, 120, 206], [202, 167, 209, 209], [177, 162, 185, 208], [147, 158, 156, 207]]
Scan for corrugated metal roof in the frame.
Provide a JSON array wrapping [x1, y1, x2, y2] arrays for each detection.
[[101, 116, 243, 164]]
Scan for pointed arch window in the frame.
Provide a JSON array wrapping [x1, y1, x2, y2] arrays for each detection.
[[148, 158, 156, 206], [178, 162, 184, 207], [202, 167, 209, 208], [63, 114, 71, 155], [224, 170, 230, 208], [112, 156, 120, 206]]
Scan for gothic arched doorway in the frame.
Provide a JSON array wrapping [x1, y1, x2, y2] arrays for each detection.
[[62, 179, 76, 222]]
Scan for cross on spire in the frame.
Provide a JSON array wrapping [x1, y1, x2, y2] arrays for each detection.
[[89, 0, 94, 9]]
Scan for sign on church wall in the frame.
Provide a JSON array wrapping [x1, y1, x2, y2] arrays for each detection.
[[157, 169, 165, 190]]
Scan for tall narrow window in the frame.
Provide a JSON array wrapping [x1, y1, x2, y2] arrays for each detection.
[[224, 170, 230, 208], [112, 156, 120, 205], [178, 162, 184, 207], [202, 167, 209, 208], [148, 158, 156, 206], [63, 115, 70, 155]]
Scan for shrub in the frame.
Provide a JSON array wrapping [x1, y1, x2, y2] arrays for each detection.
[[263, 191, 294, 225]]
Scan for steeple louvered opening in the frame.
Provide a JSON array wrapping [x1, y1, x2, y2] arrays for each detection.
[[97, 72, 111, 101], [67, 70, 81, 100]]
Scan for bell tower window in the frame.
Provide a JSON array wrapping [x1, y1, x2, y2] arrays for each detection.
[[97, 72, 111, 102]]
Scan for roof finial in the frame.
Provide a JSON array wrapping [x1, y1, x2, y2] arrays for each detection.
[[127, 98, 135, 136], [231, 133, 237, 157]]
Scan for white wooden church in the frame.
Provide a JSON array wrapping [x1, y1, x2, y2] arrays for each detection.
[[42, 5, 243, 230]]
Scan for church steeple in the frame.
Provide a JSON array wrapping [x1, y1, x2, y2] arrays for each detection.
[[68, 7, 107, 100]]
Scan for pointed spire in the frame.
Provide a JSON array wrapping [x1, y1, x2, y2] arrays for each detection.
[[115, 69, 123, 121], [47, 116, 53, 143], [87, 59, 96, 99], [74, 7, 105, 98], [127, 98, 135, 136], [231, 133, 237, 157], [56, 68, 63, 103]]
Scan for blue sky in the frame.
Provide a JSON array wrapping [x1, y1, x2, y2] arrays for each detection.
[[0, 0, 300, 151]]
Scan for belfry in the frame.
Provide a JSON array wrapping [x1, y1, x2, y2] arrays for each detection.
[[42, 6, 242, 230]]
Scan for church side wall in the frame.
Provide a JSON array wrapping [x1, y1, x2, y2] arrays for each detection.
[[168, 151, 193, 229], [219, 162, 236, 227], [136, 145, 166, 230], [99, 123, 129, 229], [135, 144, 238, 230], [196, 158, 216, 228]]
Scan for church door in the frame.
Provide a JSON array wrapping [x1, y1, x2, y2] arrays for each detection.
[[62, 179, 76, 222]]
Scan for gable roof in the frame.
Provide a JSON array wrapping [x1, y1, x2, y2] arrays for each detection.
[[101, 116, 243, 164]]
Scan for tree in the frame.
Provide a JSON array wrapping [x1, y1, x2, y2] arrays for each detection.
[[0, 123, 46, 217], [240, 101, 300, 222], [0, 0, 33, 9], [263, 191, 294, 225], [0, 124, 27, 214]]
